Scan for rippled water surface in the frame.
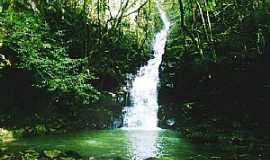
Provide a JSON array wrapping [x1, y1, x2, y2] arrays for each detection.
[[1, 129, 227, 159]]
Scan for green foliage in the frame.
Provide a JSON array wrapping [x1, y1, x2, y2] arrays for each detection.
[[33, 0, 157, 92], [0, 0, 161, 131], [20, 150, 39, 160], [159, 0, 270, 131], [0, 11, 100, 105], [161, 0, 270, 90]]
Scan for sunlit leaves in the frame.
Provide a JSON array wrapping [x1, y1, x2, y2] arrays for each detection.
[[1, 11, 100, 104]]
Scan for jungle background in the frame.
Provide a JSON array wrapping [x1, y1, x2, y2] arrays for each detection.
[[0, 0, 270, 159]]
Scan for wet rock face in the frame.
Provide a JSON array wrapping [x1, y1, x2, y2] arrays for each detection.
[[112, 118, 123, 128], [76, 108, 122, 129], [158, 104, 182, 129]]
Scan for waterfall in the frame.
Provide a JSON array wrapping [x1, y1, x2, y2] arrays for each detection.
[[123, 1, 170, 130]]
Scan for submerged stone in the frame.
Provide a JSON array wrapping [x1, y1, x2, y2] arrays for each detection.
[[43, 150, 62, 158]]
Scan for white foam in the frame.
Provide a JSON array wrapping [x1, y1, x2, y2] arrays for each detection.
[[123, 1, 170, 130]]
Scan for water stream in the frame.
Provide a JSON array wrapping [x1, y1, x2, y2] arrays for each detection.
[[123, 1, 170, 130], [0, 129, 226, 159]]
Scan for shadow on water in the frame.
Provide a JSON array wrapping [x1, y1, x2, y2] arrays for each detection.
[[0, 129, 227, 159]]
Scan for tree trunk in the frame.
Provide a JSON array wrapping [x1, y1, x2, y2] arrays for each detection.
[[31, 0, 38, 12], [203, 0, 213, 41], [195, 0, 209, 42], [177, 0, 196, 43]]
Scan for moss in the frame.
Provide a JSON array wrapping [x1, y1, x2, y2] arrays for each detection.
[[0, 128, 15, 143], [43, 150, 62, 159]]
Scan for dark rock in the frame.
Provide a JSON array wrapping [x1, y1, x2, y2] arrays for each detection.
[[63, 150, 82, 158]]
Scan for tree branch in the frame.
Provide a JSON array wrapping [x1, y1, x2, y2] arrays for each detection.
[[123, 0, 149, 17]]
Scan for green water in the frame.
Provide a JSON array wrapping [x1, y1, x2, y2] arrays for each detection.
[[1, 129, 229, 159]]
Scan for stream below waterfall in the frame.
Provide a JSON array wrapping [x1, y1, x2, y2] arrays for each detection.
[[0, 129, 229, 160]]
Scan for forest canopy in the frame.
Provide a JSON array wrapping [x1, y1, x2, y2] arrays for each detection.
[[0, 0, 163, 130]]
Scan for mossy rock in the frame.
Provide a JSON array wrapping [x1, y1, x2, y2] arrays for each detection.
[[43, 150, 62, 158], [0, 128, 14, 142], [19, 149, 40, 160]]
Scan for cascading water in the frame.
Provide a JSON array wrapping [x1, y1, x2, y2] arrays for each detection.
[[123, 1, 170, 130]]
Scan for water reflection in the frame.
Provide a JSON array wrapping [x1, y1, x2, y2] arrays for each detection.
[[1, 129, 226, 159], [125, 130, 163, 160]]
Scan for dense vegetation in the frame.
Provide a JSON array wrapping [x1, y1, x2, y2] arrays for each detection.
[[158, 0, 270, 153], [159, 0, 270, 126], [1, 0, 270, 159], [0, 0, 161, 133]]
